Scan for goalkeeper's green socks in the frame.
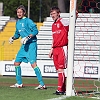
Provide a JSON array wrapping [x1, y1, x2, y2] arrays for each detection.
[[15, 66, 44, 86], [15, 66, 22, 85], [34, 66, 44, 86]]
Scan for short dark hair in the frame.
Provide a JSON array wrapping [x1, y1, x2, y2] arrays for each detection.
[[50, 6, 60, 13], [16, 5, 26, 14]]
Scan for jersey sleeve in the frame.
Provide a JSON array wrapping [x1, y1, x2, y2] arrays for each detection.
[[27, 18, 38, 36], [60, 18, 69, 32], [60, 18, 69, 26], [13, 22, 20, 39]]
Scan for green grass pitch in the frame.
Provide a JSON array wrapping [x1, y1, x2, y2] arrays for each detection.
[[0, 76, 100, 100]]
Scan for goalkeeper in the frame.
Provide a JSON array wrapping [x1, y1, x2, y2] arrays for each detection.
[[9, 5, 46, 89]]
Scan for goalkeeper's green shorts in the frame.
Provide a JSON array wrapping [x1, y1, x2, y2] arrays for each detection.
[[15, 41, 37, 64]]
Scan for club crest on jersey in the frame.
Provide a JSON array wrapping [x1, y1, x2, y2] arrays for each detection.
[[57, 23, 60, 28], [22, 23, 24, 27]]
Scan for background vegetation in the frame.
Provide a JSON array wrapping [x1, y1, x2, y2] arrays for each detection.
[[0, 0, 100, 22]]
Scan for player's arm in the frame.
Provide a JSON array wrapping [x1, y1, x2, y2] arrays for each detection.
[[61, 18, 69, 32], [9, 28, 20, 44], [49, 40, 53, 58], [28, 19, 38, 37], [21, 19, 38, 44], [76, 10, 78, 18]]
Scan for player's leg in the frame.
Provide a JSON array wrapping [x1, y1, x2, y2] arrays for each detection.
[[29, 42, 47, 89], [52, 48, 64, 94], [57, 69, 66, 93], [53, 47, 67, 95], [10, 62, 23, 88], [53, 48, 65, 95], [31, 62, 47, 89], [57, 46, 67, 93], [10, 49, 24, 88], [59, 46, 67, 92], [15, 62, 22, 84]]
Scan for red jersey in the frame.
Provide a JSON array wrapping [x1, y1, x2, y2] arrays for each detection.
[[52, 18, 69, 48]]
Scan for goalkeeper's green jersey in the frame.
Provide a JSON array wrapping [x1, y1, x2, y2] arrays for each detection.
[[14, 17, 38, 43]]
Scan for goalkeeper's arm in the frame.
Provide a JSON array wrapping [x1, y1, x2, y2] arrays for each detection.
[[9, 36, 17, 44], [20, 34, 33, 44]]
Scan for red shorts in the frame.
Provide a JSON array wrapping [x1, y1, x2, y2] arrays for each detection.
[[53, 46, 68, 70]]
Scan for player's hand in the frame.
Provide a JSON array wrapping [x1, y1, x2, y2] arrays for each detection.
[[9, 37, 14, 44], [76, 10, 78, 18], [20, 36, 31, 44], [49, 48, 53, 58]]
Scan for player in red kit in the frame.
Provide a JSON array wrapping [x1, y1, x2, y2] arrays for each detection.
[[49, 7, 69, 95]]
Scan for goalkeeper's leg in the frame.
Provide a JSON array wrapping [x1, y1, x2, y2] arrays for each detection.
[[15, 66, 22, 85], [10, 63, 23, 88], [31, 63, 47, 89]]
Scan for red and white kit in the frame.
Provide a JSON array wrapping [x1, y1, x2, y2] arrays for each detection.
[[52, 18, 69, 70]]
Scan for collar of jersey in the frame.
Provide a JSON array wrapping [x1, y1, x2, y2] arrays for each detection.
[[22, 17, 26, 19]]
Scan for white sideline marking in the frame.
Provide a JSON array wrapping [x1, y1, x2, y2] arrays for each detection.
[[47, 95, 68, 100]]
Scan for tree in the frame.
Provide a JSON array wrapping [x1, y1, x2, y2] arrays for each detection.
[[0, 0, 58, 22], [57, 0, 66, 13], [0, 0, 99, 22]]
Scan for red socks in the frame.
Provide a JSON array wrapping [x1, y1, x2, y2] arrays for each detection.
[[57, 72, 66, 92]]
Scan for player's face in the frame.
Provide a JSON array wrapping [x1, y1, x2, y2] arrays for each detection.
[[17, 9, 25, 19], [50, 10, 60, 21]]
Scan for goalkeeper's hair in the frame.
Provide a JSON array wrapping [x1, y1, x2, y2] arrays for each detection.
[[16, 5, 26, 14]]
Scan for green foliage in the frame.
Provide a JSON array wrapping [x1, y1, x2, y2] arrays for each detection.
[[0, 0, 57, 22], [0, 0, 100, 22]]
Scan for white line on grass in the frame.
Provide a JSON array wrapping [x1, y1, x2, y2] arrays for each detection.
[[47, 95, 68, 100]]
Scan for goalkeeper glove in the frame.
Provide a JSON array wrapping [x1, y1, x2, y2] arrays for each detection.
[[9, 36, 16, 44], [20, 36, 31, 44]]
